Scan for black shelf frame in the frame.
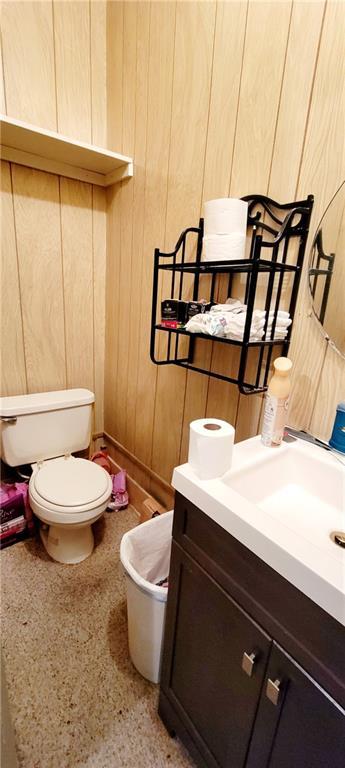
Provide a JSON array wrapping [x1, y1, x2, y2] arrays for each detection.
[[150, 194, 314, 394], [309, 228, 335, 325]]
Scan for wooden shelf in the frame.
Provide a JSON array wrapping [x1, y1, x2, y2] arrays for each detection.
[[0, 115, 133, 187]]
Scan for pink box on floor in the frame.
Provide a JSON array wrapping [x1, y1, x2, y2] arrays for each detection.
[[0, 515, 26, 541], [0, 485, 27, 524], [0, 482, 34, 544]]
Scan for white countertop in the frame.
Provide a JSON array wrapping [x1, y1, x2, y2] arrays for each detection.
[[172, 436, 345, 626]]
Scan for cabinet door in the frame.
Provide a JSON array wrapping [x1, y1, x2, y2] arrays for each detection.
[[246, 642, 345, 768], [160, 544, 272, 768]]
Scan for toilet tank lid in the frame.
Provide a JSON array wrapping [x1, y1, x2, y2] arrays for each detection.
[[0, 389, 95, 417]]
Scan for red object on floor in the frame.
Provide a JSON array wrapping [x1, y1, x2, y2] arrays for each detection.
[[90, 451, 111, 474]]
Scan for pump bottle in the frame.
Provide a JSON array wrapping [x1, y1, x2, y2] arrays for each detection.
[[261, 357, 292, 447]]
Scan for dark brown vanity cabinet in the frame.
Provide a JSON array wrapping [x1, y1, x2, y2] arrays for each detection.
[[246, 644, 345, 768], [159, 494, 345, 768]]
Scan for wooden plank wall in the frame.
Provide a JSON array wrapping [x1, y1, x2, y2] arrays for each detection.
[[105, 0, 345, 496], [0, 0, 107, 433]]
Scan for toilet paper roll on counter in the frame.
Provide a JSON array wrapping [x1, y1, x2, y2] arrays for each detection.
[[203, 233, 246, 262], [204, 198, 248, 235], [188, 418, 235, 480]]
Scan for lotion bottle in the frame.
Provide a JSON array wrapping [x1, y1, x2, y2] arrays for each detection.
[[261, 357, 292, 447]]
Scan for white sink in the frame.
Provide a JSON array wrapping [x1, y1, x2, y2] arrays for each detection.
[[172, 435, 345, 625]]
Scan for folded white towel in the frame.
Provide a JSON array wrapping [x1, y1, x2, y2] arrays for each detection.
[[185, 304, 291, 342], [185, 313, 228, 336], [210, 299, 245, 314], [223, 311, 291, 331], [227, 329, 288, 342], [254, 309, 290, 320]]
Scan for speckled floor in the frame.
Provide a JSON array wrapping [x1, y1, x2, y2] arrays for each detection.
[[1, 509, 195, 768]]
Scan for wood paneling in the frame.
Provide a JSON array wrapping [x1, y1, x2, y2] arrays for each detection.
[[0, 33, 6, 113], [105, 0, 345, 493], [90, 0, 107, 148], [53, 0, 92, 143], [104, 183, 122, 438], [268, 1, 325, 201], [104, 0, 124, 439], [310, 344, 345, 441], [323, 194, 345, 354], [114, 1, 137, 446], [60, 178, 94, 391], [151, 0, 217, 481], [90, 0, 107, 431], [125, 1, 150, 453], [12, 165, 66, 393], [1, 1, 107, 432], [289, 0, 345, 431], [93, 186, 106, 434], [1, 0, 57, 129], [133, 0, 176, 467], [180, 0, 248, 463], [234, 0, 326, 443], [207, 0, 292, 443], [230, 1, 292, 197], [0, 161, 27, 395], [106, 0, 124, 151]]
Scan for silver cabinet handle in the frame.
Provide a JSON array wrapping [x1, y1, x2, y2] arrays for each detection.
[[0, 416, 17, 424], [266, 677, 282, 706], [242, 651, 256, 677]]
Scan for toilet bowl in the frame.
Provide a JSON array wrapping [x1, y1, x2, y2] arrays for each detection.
[[29, 456, 112, 564], [0, 388, 112, 565]]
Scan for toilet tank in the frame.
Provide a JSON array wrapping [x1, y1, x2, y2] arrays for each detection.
[[0, 389, 94, 467]]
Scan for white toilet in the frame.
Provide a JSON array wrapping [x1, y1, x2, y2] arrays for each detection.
[[0, 389, 112, 564]]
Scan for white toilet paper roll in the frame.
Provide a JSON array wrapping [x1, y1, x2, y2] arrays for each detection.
[[202, 233, 246, 262], [204, 211, 245, 235], [188, 418, 235, 480], [204, 198, 248, 236]]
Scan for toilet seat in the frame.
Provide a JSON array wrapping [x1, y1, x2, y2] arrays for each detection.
[[29, 456, 112, 520]]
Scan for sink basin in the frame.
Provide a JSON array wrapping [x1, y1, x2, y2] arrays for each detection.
[[172, 435, 345, 625], [222, 437, 344, 561]]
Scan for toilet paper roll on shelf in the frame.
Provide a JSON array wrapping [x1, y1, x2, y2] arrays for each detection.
[[188, 418, 235, 480], [202, 197, 248, 262], [203, 233, 246, 262], [204, 198, 248, 235]]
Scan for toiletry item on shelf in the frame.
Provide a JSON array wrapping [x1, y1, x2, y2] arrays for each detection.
[[261, 357, 292, 447], [161, 299, 210, 328], [188, 418, 235, 480], [161, 299, 188, 328], [329, 402, 345, 454], [202, 198, 248, 262], [186, 300, 211, 319]]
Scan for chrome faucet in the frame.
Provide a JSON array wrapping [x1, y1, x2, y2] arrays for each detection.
[[284, 427, 345, 466]]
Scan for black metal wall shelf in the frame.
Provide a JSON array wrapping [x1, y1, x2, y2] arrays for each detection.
[[150, 194, 314, 394]]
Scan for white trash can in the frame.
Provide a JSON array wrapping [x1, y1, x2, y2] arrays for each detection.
[[120, 510, 173, 683]]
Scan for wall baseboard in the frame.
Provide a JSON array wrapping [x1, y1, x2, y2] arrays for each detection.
[[102, 431, 174, 510], [92, 430, 174, 520]]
